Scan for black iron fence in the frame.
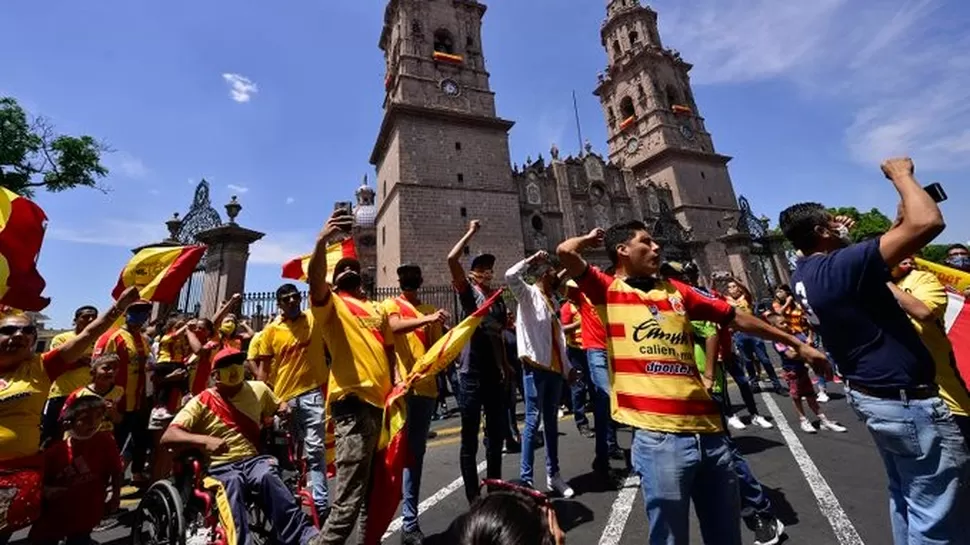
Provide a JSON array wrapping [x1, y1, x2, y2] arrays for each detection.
[[242, 285, 468, 330]]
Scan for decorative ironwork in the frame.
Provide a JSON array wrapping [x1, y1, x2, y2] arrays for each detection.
[[736, 196, 769, 240], [175, 180, 223, 244]]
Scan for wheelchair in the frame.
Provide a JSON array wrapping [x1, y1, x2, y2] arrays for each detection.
[[132, 451, 273, 545]]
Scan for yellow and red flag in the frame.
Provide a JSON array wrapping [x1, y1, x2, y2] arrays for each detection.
[[363, 288, 505, 544], [281, 238, 357, 283], [915, 257, 970, 293], [111, 245, 206, 303], [0, 188, 50, 311]]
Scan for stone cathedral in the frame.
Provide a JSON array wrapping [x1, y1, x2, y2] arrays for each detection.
[[343, 0, 790, 296]]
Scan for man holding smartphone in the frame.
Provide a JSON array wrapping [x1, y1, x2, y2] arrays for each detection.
[[780, 157, 969, 545]]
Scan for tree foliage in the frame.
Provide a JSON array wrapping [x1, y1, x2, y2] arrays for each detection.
[[0, 96, 109, 197], [919, 244, 951, 264], [827, 206, 892, 242]]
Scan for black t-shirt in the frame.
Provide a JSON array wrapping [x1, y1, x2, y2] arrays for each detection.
[[790, 238, 935, 389], [456, 281, 508, 375]]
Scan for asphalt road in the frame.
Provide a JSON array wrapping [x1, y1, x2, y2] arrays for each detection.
[[11, 381, 895, 545]]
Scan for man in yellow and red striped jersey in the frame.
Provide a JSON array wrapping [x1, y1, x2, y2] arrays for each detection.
[[557, 223, 826, 545]]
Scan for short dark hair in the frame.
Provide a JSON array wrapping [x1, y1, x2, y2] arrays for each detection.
[[451, 490, 555, 545], [74, 306, 98, 319], [779, 203, 830, 253], [604, 220, 649, 266], [333, 257, 361, 278], [276, 283, 300, 300], [91, 353, 120, 369], [947, 244, 968, 255], [60, 395, 106, 423]]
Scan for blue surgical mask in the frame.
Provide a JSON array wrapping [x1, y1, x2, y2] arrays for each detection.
[[946, 255, 970, 270], [283, 306, 302, 319]]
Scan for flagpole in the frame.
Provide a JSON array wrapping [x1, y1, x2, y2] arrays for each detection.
[[573, 90, 585, 155]]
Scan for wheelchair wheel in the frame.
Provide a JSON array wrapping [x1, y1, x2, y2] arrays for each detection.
[[248, 503, 275, 545], [133, 480, 186, 545]]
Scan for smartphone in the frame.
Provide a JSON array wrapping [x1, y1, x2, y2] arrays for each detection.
[[334, 201, 353, 215], [925, 183, 948, 203]]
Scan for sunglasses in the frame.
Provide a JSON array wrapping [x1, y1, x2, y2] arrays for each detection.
[[279, 293, 302, 304], [0, 324, 38, 337], [480, 479, 551, 507]]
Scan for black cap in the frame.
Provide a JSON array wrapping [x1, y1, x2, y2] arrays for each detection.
[[470, 253, 496, 270], [333, 257, 361, 278], [397, 264, 422, 277]]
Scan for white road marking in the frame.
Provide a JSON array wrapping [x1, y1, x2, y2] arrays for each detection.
[[760, 392, 866, 545], [382, 460, 487, 541], [597, 473, 641, 545]]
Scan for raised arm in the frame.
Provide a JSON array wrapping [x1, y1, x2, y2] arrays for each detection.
[[307, 211, 355, 306], [448, 220, 480, 292], [878, 158, 945, 267], [556, 228, 605, 278], [58, 287, 141, 364], [731, 312, 828, 371], [505, 251, 546, 302], [388, 310, 447, 335], [887, 282, 938, 322]]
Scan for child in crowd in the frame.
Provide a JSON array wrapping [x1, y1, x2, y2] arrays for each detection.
[[446, 480, 564, 545], [62, 354, 124, 433], [29, 396, 123, 545], [149, 317, 190, 426], [766, 313, 847, 434]]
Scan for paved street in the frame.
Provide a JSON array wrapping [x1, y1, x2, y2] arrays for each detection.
[[11, 382, 894, 545]]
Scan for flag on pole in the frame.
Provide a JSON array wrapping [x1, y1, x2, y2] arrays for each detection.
[[111, 245, 206, 303], [363, 288, 505, 544], [0, 187, 50, 311], [281, 238, 357, 283], [943, 289, 970, 387]]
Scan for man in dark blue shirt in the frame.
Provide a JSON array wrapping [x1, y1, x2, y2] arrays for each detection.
[[780, 157, 969, 545]]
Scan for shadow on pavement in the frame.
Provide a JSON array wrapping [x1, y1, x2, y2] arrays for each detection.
[[552, 499, 595, 532], [734, 434, 785, 456], [761, 485, 800, 527], [568, 470, 624, 495]]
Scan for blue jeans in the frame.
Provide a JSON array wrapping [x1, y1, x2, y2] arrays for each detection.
[[847, 389, 970, 545], [402, 395, 436, 532], [209, 455, 319, 545], [520, 366, 563, 485], [733, 332, 781, 388], [567, 347, 591, 428], [632, 430, 742, 545], [288, 389, 330, 518], [587, 348, 619, 463]]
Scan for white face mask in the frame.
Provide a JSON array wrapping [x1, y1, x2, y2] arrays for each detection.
[[833, 224, 852, 245]]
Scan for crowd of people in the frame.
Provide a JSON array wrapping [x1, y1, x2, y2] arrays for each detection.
[[0, 155, 968, 545]]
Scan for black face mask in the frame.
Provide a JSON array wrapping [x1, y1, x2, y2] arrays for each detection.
[[399, 277, 423, 292], [624, 276, 658, 293], [335, 271, 363, 292]]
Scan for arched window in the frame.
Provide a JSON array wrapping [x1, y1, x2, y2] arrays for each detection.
[[619, 96, 635, 119], [629, 31, 640, 48], [612, 40, 622, 56], [531, 215, 544, 231], [433, 29, 454, 54]]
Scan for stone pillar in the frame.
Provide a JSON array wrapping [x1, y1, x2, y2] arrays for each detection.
[[194, 197, 265, 318], [765, 233, 792, 285], [717, 231, 769, 296], [132, 213, 188, 322]]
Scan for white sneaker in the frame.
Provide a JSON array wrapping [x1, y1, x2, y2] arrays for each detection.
[[800, 418, 817, 434], [817, 390, 830, 403], [751, 415, 774, 429], [547, 473, 575, 499], [819, 417, 847, 433], [557, 407, 565, 419], [727, 415, 746, 430]]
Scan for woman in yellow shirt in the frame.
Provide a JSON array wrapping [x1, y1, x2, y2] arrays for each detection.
[[0, 287, 139, 538]]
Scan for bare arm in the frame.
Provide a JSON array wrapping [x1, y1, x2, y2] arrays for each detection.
[[389, 312, 445, 335], [703, 333, 719, 387], [563, 321, 581, 333], [731, 312, 828, 370], [210, 294, 241, 328], [878, 158, 945, 268], [506, 251, 546, 303], [556, 228, 606, 278], [160, 424, 222, 453], [308, 212, 355, 306], [59, 287, 140, 363], [448, 220, 480, 292], [887, 283, 935, 321], [184, 324, 204, 354]]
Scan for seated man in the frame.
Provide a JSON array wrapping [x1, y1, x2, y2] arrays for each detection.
[[161, 347, 318, 545]]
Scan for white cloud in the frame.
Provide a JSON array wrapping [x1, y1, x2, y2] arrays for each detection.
[[48, 219, 167, 248], [221, 73, 258, 103], [653, 0, 970, 170], [249, 231, 315, 265], [227, 184, 249, 194], [108, 152, 149, 180], [285, 197, 295, 205]]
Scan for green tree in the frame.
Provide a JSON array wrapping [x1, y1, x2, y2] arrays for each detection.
[[827, 206, 892, 242], [919, 244, 951, 264], [0, 96, 109, 197]]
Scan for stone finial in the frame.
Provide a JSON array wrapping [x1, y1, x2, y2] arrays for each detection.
[[526, 155, 532, 166], [225, 196, 242, 224], [584, 140, 594, 155], [165, 212, 183, 241], [550, 143, 560, 160]]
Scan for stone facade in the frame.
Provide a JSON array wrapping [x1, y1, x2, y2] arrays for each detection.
[[336, 0, 788, 295]]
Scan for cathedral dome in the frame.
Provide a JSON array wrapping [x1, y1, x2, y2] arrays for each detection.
[[353, 175, 377, 228]]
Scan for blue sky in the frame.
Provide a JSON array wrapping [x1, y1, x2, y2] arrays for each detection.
[[3, 0, 969, 328]]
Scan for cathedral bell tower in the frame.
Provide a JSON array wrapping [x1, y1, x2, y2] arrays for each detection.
[[594, 0, 750, 282], [371, 0, 524, 287]]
